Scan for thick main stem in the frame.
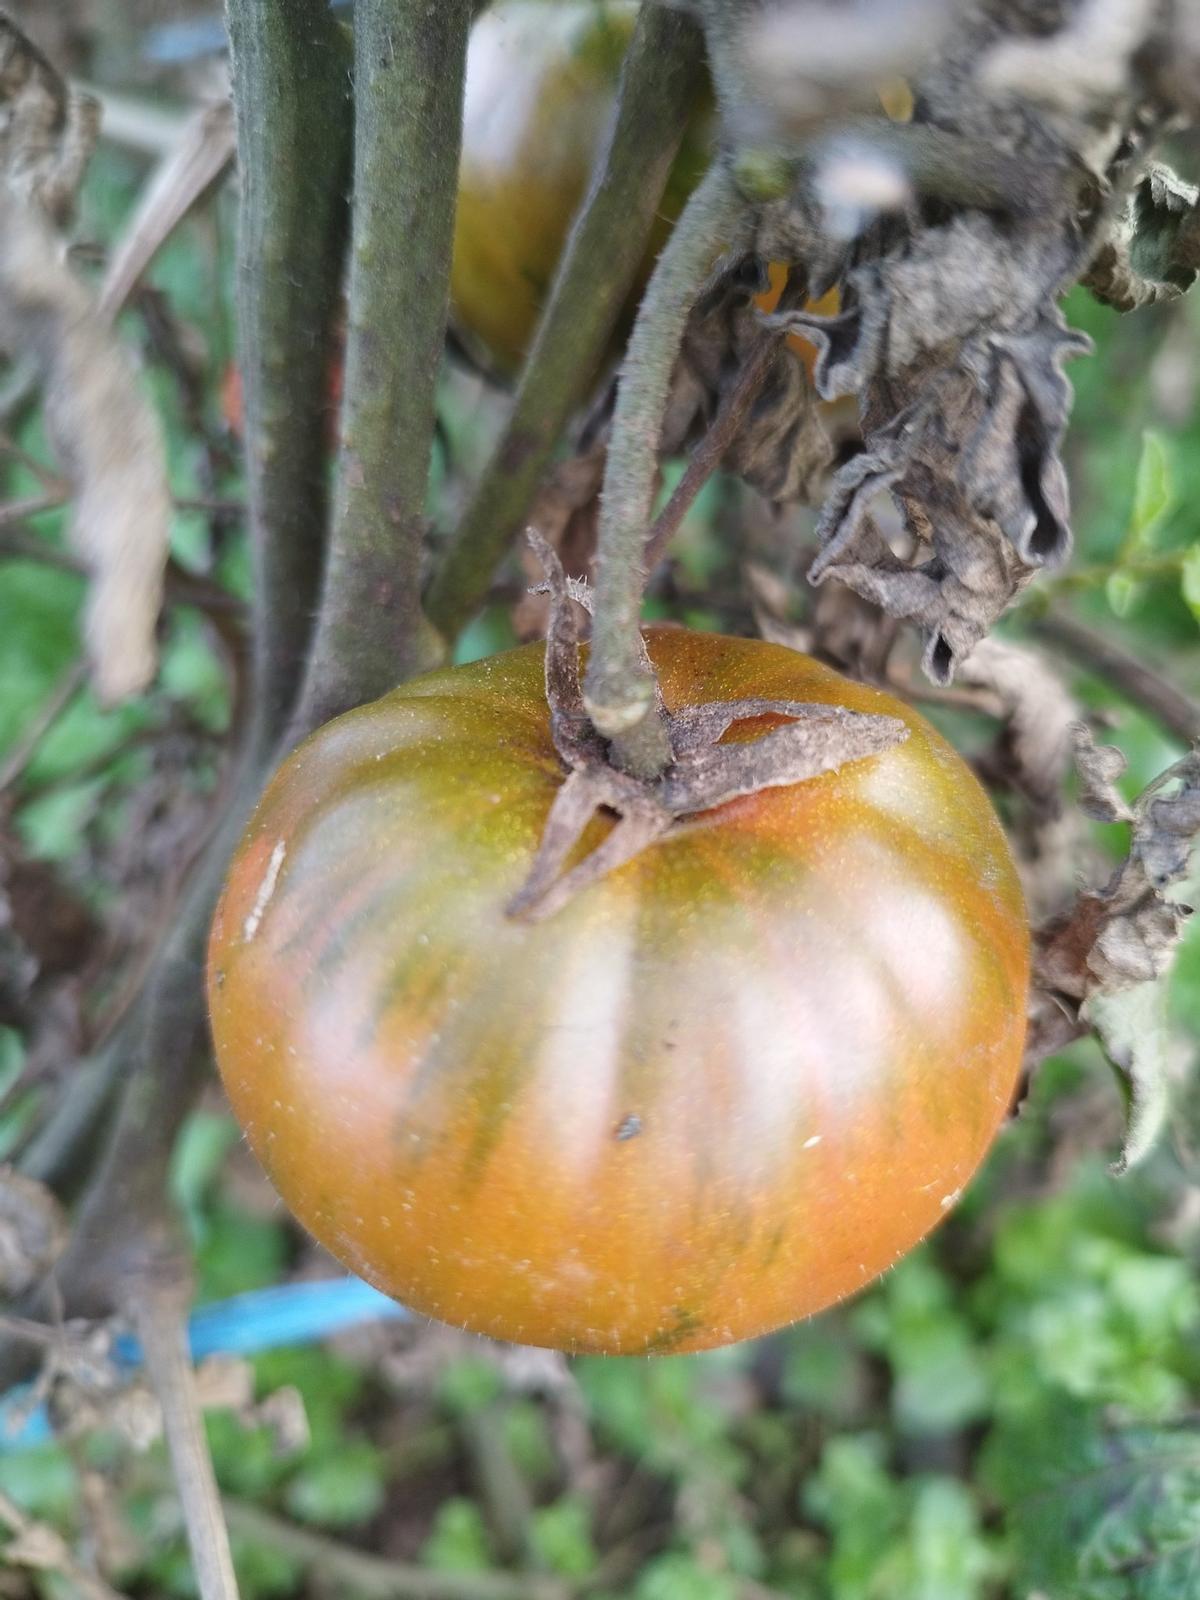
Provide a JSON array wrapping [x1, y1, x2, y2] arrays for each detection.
[[295, 0, 472, 730], [425, 1, 706, 640], [583, 161, 748, 777], [225, 0, 351, 744]]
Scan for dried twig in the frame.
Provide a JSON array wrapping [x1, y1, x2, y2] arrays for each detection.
[[0, 1485, 130, 1600], [132, 1283, 239, 1600], [221, 1498, 571, 1600], [98, 100, 236, 320]]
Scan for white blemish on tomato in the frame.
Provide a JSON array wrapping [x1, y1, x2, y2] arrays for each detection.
[[243, 840, 286, 942], [940, 1188, 962, 1209], [802, 1134, 823, 1150]]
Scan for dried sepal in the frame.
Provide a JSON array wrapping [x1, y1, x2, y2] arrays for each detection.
[[509, 539, 908, 920]]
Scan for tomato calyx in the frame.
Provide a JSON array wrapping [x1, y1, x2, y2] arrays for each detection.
[[507, 534, 910, 921]]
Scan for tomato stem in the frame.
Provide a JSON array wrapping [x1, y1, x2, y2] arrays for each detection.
[[584, 160, 752, 779], [426, 1, 708, 641], [292, 0, 474, 734], [225, 0, 351, 748]]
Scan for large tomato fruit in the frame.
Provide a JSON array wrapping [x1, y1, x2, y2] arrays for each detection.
[[451, 0, 712, 374], [207, 631, 1029, 1355]]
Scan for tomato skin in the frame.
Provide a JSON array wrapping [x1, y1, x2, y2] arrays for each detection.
[[207, 631, 1029, 1355], [451, 1, 712, 374]]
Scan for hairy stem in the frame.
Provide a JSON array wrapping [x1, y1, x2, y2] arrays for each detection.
[[694, 0, 772, 125], [295, 0, 472, 730], [225, 0, 352, 744], [425, 1, 706, 640], [583, 161, 749, 776]]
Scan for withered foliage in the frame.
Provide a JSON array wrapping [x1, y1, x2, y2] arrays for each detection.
[[676, 0, 1200, 683], [0, 12, 170, 703], [1033, 730, 1200, 1168]]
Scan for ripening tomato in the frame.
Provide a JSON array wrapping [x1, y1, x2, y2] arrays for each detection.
[[451, 0, 712, 373], [207, 631, 1029, 1355]]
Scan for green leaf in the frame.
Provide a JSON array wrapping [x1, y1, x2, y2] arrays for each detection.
[[1106, 569, 1143, 619], [985, 1404, 1200, 1600], [250, 1346, 364, 1450], [435, 1357, 504, 1417], [633, 1554, 738, 1600], [421, 1499, 495, 1573], [169, 1111, 240, 1245], [159, 607, 232, 733], [853, 1256, 990, 1436], [207, 1412, 295, 1501], [529, 1496, 598, 1578], [284, 1439, 386, 1528], [0, 1444, 78, 1523], [779, 1317, 867, 1420], [1180, 543, 1200, 624], [1128, 429, 1172, 551], [193, 1202, 287, 1303], [501, 1400, 558, 1488]]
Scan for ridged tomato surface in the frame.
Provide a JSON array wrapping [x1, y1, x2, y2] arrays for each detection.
[[207, 631, 1029, 1354]]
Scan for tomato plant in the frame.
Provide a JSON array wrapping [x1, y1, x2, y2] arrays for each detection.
[[208, 630, 1029, 1356]]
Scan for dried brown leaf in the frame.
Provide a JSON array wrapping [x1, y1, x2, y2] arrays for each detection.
[[0, 194, 170, 700], [0, 1168, 67, 1297], [1031, 747, 1200, 1169]]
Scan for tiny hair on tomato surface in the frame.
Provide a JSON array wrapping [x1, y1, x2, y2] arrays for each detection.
[[207, 630, 1029, 1356]]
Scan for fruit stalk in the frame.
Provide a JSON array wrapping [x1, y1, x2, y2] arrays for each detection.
[[426, 0, 707, 639], [583, 158, 750, 777]]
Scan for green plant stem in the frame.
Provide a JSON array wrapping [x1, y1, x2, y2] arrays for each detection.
[[694, 0, 770, 125], [225, 0, 351, 745], [583, 160, 749, 777], [1029, 609, 1200, 745], [425, 1, 706, 640], [294, 0, 472, 730]]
